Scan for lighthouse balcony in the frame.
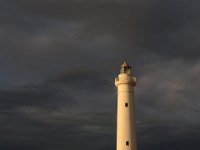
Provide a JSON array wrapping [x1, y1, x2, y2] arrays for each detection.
[[115, 74, 136, 86]]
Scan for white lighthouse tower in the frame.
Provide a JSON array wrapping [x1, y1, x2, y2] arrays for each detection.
[[115, 62, 137, 150]]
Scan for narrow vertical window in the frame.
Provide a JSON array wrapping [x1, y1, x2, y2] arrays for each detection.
[[125, 103, 128, 107], [126, 141, 129, 146]]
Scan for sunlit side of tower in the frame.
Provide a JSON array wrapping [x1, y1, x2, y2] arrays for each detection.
[[115, 62, 137, 150]]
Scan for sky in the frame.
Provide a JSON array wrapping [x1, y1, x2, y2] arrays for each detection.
[[0, 0, 200, 149]]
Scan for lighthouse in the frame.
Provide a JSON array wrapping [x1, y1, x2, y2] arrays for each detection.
[[115, 62, 137, 150]]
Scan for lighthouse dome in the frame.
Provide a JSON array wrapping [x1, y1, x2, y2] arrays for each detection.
[[120, 61, 132, 74]]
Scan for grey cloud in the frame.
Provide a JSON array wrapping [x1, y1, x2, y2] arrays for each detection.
[[136, 59, 200, 116], [133, 59, 200, 150], [1, 0, 200, 76], [46, 69, 113, 92], [0, 99, 115, 150]]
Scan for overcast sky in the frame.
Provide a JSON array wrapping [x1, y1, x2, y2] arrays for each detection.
[[1, 0, 200, 150]]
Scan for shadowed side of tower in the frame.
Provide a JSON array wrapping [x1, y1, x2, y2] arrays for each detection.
[[115, 62, 137, 150]]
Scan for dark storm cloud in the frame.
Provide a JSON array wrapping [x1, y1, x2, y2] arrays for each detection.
[[46, 69, 113, 92], [2, 0, 200, 60], [0, 108, 115, 150], [7, 0, 199, 59], [137, 121, 200, 150], [0, 72, 115, 150], [134, 59, 200, 150], [1, 0, 200, 150]]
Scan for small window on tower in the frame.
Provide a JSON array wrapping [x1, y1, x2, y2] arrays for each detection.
[[125, 103, 128, 107], [126, 141, 129, 146]]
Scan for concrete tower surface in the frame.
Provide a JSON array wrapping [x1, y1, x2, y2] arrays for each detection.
[[115, 62, 137, 150]]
